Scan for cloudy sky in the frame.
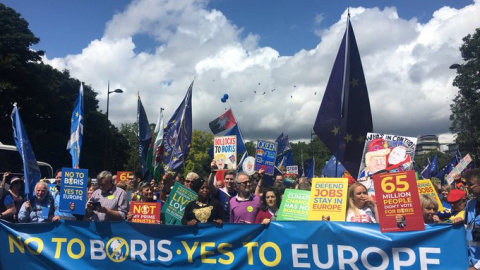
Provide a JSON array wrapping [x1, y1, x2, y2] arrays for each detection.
[[4, 0, 480, 144]]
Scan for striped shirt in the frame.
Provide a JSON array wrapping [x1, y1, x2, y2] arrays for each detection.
[[89, 186, 127, 221]]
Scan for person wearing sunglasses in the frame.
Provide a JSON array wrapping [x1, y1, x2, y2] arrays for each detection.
[[184, 172, 199, 190], [229, 172, 261, 224], [465, 169, 480, 270]]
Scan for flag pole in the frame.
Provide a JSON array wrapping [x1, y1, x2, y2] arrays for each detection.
[[334, 11, 351, 177]]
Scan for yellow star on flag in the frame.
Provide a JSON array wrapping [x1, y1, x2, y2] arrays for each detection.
[[344, 133, 352, 143], [357, 135, 365, 144], [350, 78, 359, 87], [331, 126, 339, 136]]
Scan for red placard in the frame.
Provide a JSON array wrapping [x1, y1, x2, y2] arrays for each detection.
[[116, 171, 133, 184], [373, 170, 424, 233], [130, 202, 161, 224]]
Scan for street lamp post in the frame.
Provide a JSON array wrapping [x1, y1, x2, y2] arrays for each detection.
[[105, 81, 123, 170], [106, 81, 124, 121]]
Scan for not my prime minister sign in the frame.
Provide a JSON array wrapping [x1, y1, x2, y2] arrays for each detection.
[[60, 168, 88, 215]]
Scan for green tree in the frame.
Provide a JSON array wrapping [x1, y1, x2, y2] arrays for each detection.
[[245, 141, 256, 157], [290, 137, 331, 176], [119, 123, 141, 172], [0, 4, 129, 177], [450, 28, 480, 164], [184, 130, 214, 177]]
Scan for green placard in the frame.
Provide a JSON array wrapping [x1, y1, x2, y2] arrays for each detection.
[[161, 182, 198, 225], [276, 189, 310, 221]]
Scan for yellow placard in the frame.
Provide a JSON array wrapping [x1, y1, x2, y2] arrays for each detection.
[[308, 178, 348, 221], [417, 179, 444, 211]]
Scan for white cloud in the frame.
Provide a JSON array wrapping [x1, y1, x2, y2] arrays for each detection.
[[42, 0, 480, 145]]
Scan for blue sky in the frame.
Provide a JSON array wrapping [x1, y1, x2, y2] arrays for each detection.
[[2, 0, 479, 145], [4, 0, 473, 57]]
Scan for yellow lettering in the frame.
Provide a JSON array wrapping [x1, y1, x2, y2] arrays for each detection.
[[200, 242, 216, 264], [259, 242, 281, 267], [24, 237, 43, 255], [243, 242, 258, 265], [8, 235, 25, 253], [52, 238, 67, 258], [67, 238, 85, 259], [182, 241, 198, 263], [218, 243, 234, 265]]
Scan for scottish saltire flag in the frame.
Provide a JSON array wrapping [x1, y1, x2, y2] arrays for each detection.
[[11, 104, 41, 199], [304, 157, 315, 178], [275, 133, 293, 170], [162, 81, 193, 171], [66, 83, 84, 168], [137, 95, 152, 177], [146, 108, 164, 180], [421, 159, 431, 179], [209, 109, 236, 134], [322, 155, 346, 177], [313, 15, 372, 179]]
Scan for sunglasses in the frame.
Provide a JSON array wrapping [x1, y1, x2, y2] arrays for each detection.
[[185, 180, 193, 183]]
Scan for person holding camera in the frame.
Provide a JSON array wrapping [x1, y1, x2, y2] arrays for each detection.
[[85, 171, 127, 221]]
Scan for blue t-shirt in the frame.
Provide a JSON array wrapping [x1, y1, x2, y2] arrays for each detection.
[[3, 194, 14, 206]]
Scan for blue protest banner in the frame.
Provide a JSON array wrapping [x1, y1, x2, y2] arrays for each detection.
[[0, 221, 468, 269], [254, 140, 278, 176], [59, 168, 88, 215]]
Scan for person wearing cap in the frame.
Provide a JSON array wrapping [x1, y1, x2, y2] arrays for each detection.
[[358, 138, 391, 198], [7, 176, 24, 220], [465, 169, 480, 270], [0, 173, 17, 222], [447, 189, 467, 224]]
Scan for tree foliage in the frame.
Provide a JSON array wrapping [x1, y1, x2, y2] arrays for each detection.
[[184, 130, 214, 177], [0, 4, 128, 177], [450, 28, 480, 164]]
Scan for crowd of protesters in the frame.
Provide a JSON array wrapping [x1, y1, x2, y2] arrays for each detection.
[[2, 162, 480, 269]]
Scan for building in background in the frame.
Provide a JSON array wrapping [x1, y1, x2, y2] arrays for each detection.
[[415, 135, 440, 156]]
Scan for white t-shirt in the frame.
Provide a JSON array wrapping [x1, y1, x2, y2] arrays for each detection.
[[346, 207, 376, 223]]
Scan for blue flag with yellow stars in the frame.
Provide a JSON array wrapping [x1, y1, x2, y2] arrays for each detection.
[[11, 103, 41, 200], [162, 81, 193, 171], [275, 133, 293, 171], [313, 15, 373, 179], [66, 83, 84, 168]]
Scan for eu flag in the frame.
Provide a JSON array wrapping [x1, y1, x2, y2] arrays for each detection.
[[137, 95, 152, 177], [304, 158, 315, 178], [313, 16, 373, 179], [275, 133, 293, 170], [66, 83, 84, 168], [11, 104, 41, 199], [322, 155, 346, 177], [162, 81, 193, 171], [430, 155, 438, 175]]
